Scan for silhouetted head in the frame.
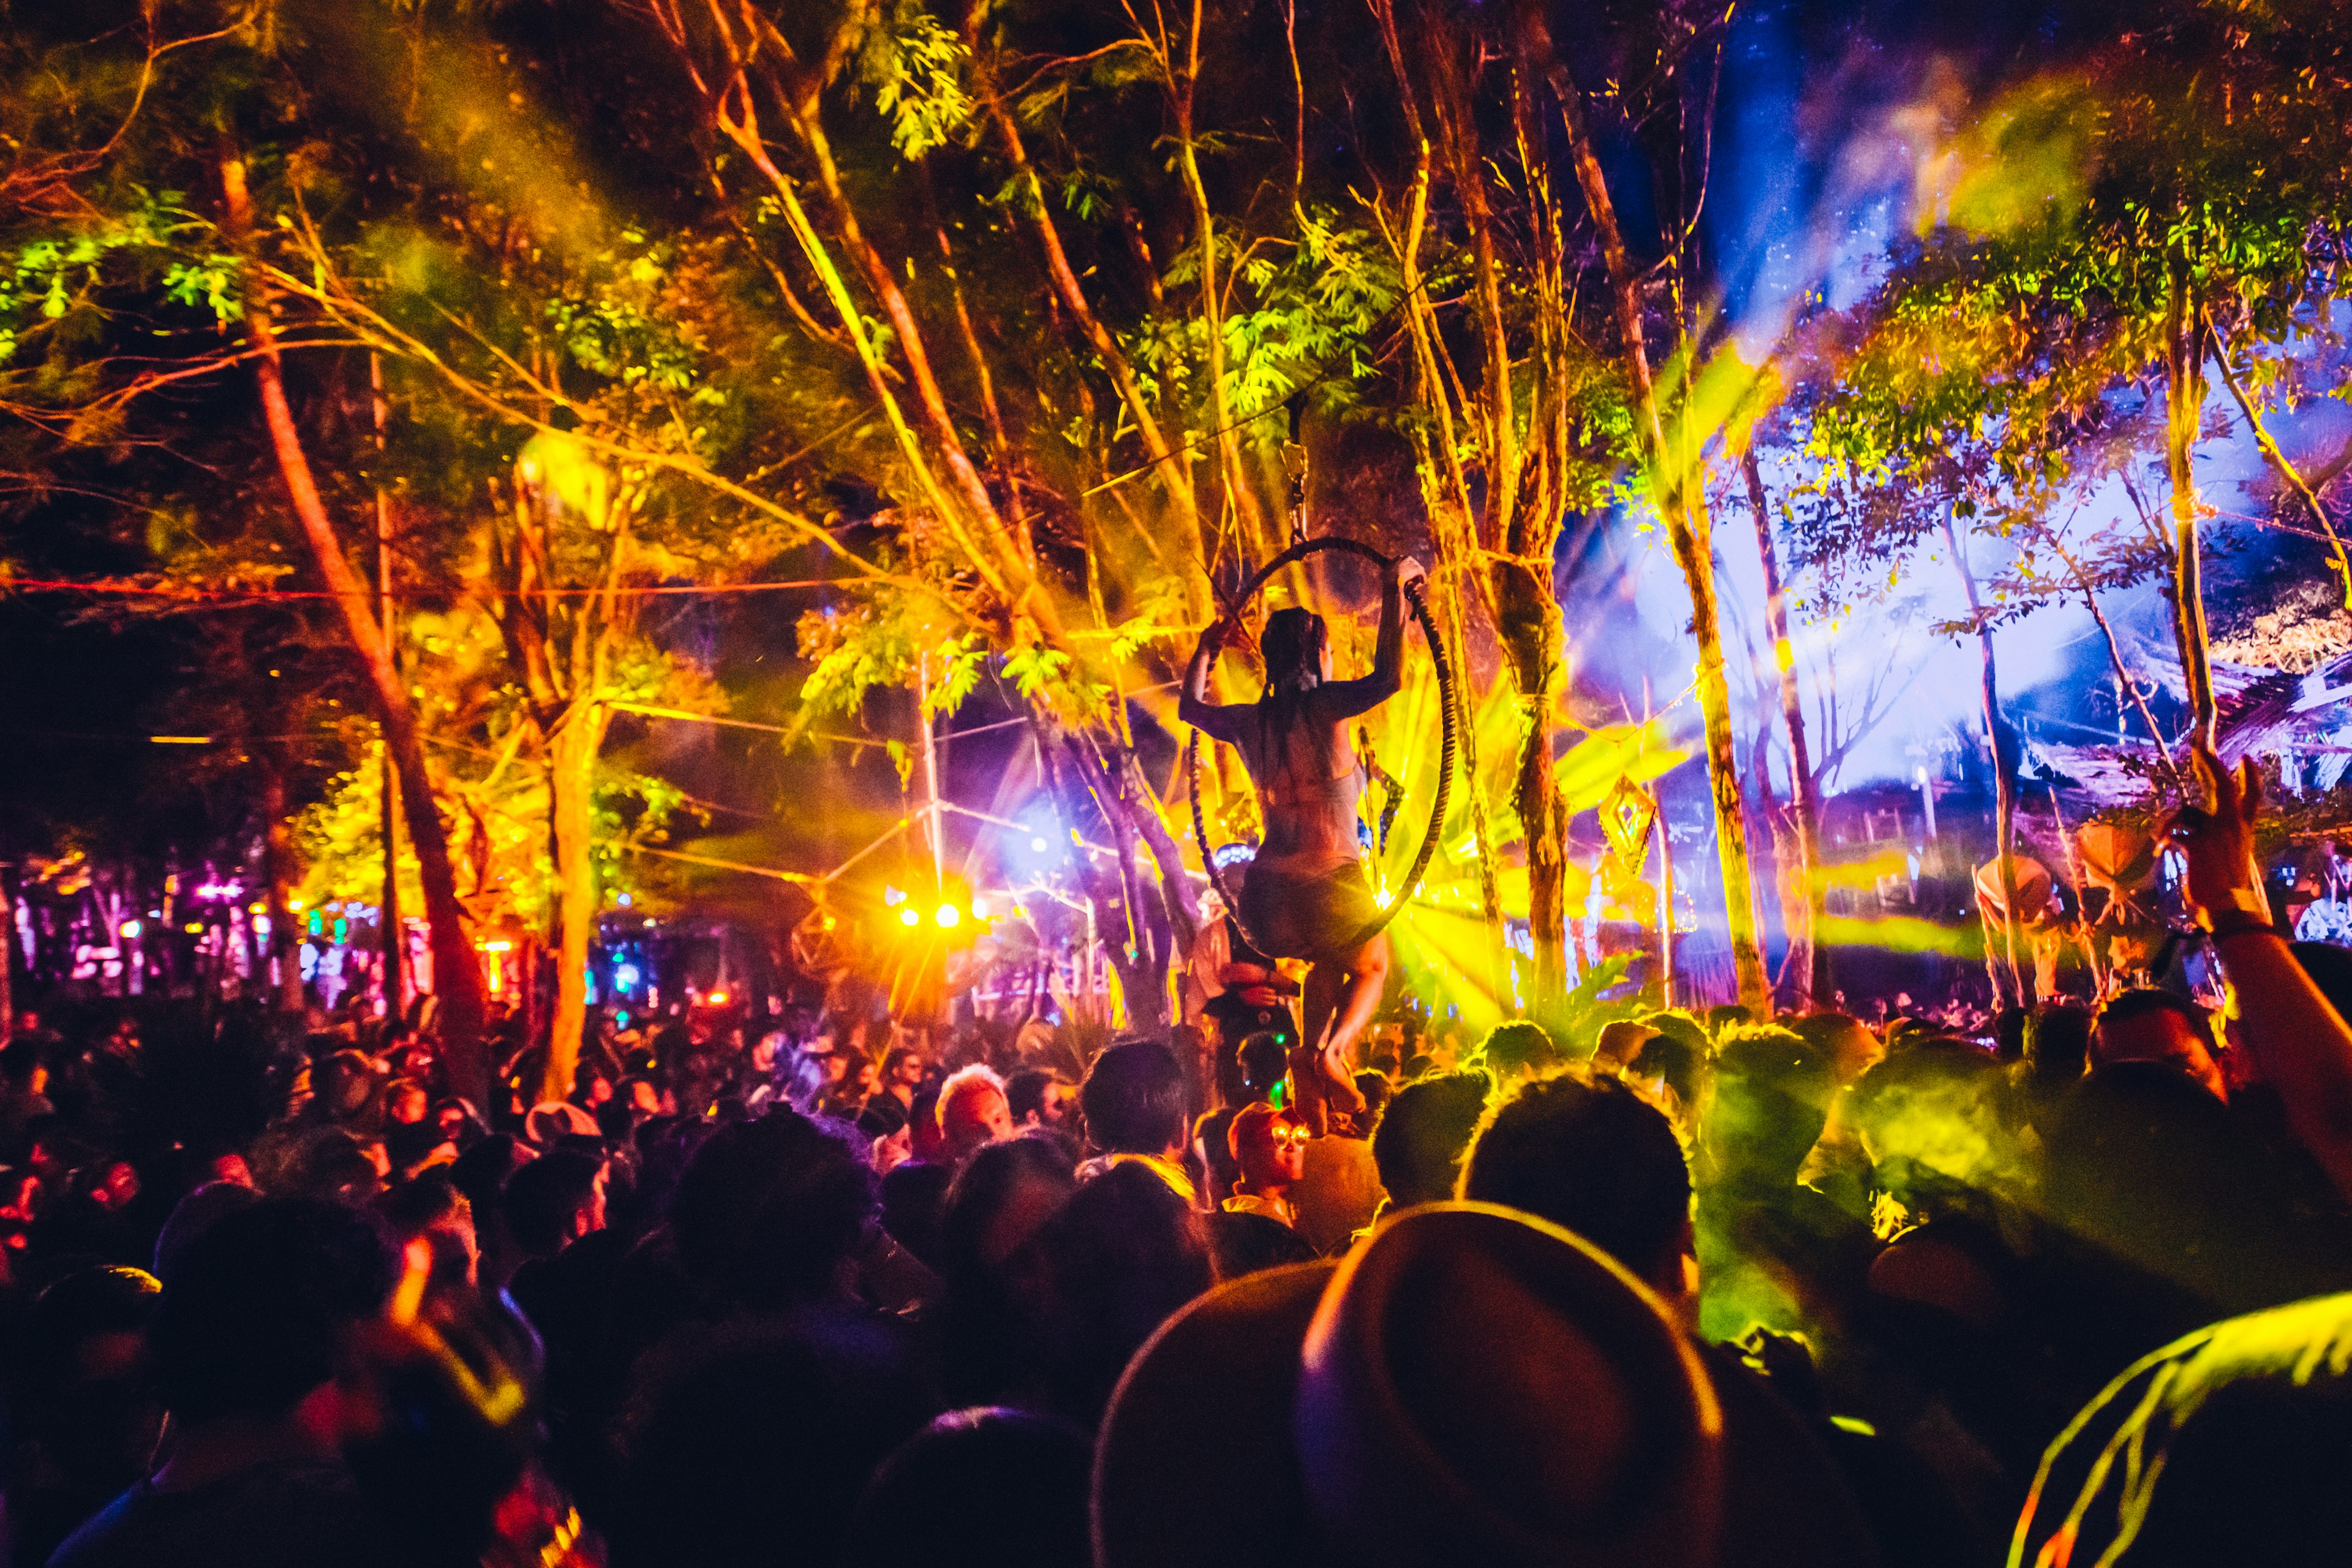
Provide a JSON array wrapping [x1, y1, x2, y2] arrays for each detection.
[[671, 1111, 878, 1307], [2026, 1000, 2094, 1087], [1081, 1040, 1188, 1158], [942, 1137, 1077, 1281], [846, 1408, 1093, 1568], [1706, 1025, 1836, 1189], [1479, 1020, 1560, 1085], [155, 1198, 398, 1428], [1259, 608, 1330, 693], [1235, 1031, 1289, 1101], [1462, 1071, 1693, 1300], [1370, 1070, 1490, 1208], [2094, 989, 2223, 1100], [616, 1311, 931, 1568]]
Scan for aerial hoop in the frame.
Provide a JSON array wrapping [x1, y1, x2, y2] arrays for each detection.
[[1186, 536, 1459, 956]]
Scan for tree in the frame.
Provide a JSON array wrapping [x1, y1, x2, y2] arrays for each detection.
[[1806, 0, 2351, 757], [1532, 1, 1771, 1011], [219, 159, 495, 1096], [1741, 450, 1823, 1005]]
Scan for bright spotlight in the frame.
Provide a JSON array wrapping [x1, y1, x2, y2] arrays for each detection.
[[119, 919, 142, 940], [1030, 837, 1050, 852], [899, 907, 921, 927], [970, 897, 989, 919], [934, 903, 960, 929], [708, 990, 730, 1006]]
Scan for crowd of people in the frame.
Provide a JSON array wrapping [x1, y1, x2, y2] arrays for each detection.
[[0, 748, 2349, 1566]]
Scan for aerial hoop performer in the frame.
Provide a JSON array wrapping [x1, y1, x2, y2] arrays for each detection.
[[1180, 554, 1426, 1126]]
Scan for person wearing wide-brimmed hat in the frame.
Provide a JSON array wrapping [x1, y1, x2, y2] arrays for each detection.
[[1095, 1203, 1877, 1568]]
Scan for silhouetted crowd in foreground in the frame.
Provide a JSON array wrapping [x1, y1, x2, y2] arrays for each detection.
[[6, 750, 2352, 1567]]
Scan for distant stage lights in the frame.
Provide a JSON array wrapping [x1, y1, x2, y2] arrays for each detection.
[[935, 903, 960, 929], [900, 907, 921, 927], [119, 919, 143, 940]]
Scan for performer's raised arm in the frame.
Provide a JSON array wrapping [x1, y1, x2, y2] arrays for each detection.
[[1319, 556, 1424, 719], [1178, 617, 1245, 742]]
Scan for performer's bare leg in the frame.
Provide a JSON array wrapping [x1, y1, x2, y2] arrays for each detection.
[[1295, 933, 1386, 1128]]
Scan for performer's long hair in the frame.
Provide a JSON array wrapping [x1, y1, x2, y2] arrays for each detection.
[[1257, 607, 1328, 786]]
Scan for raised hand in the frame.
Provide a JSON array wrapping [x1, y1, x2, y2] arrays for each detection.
[[2163, 744, 2270, 929], [1194, 617, 1237, 662]]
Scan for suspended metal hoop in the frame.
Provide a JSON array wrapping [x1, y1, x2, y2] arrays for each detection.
[[1186, 537, 1459, 956]]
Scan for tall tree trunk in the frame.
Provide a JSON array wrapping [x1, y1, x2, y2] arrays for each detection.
[[1373, 0, 1508, 994], [1744, 454, 1822, 1007], [929, 206, 1032, 560], [1030, 713, 1169, 1030], [1550, 78, 1768, 1011], [222, 157, 491, 1106], [1428, 20, 1575, 1013], [687, 45, 1048, 630], [1169, 1, 1273, 566], [539, 708, 608, 1103], [984, 101, 1200, 537], [259, 763, 309, 1016], [1943, 516, 2027, 1009], [2164, 251, 2217, 750], [1115, 747, 1202, 951], [380, 747, 402, 1014], [372, 353, 404, 1017]]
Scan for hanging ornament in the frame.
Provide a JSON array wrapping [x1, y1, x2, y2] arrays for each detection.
[[1600, 777, 1658, 868]]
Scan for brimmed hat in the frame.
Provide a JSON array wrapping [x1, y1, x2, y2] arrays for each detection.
[[1096, 1203, 1870, 1568], [524, 1100, 599, 1146]]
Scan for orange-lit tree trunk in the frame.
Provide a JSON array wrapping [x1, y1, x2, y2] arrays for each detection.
[[223, 157, 491, 1103], [1430, 17, 1572, 1006], [1549, 80, 1769, 1011], [541, 706, 611, 1101], [491, 443, 633, 1107], [643, 3, 1046, 631], [1484, 59, 1581, 1012], [1372, 0, 1508, 995], [1162, 0, 1275, 565]]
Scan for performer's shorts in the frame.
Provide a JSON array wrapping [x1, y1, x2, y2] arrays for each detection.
[[1239, 858, 1380, 961]]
